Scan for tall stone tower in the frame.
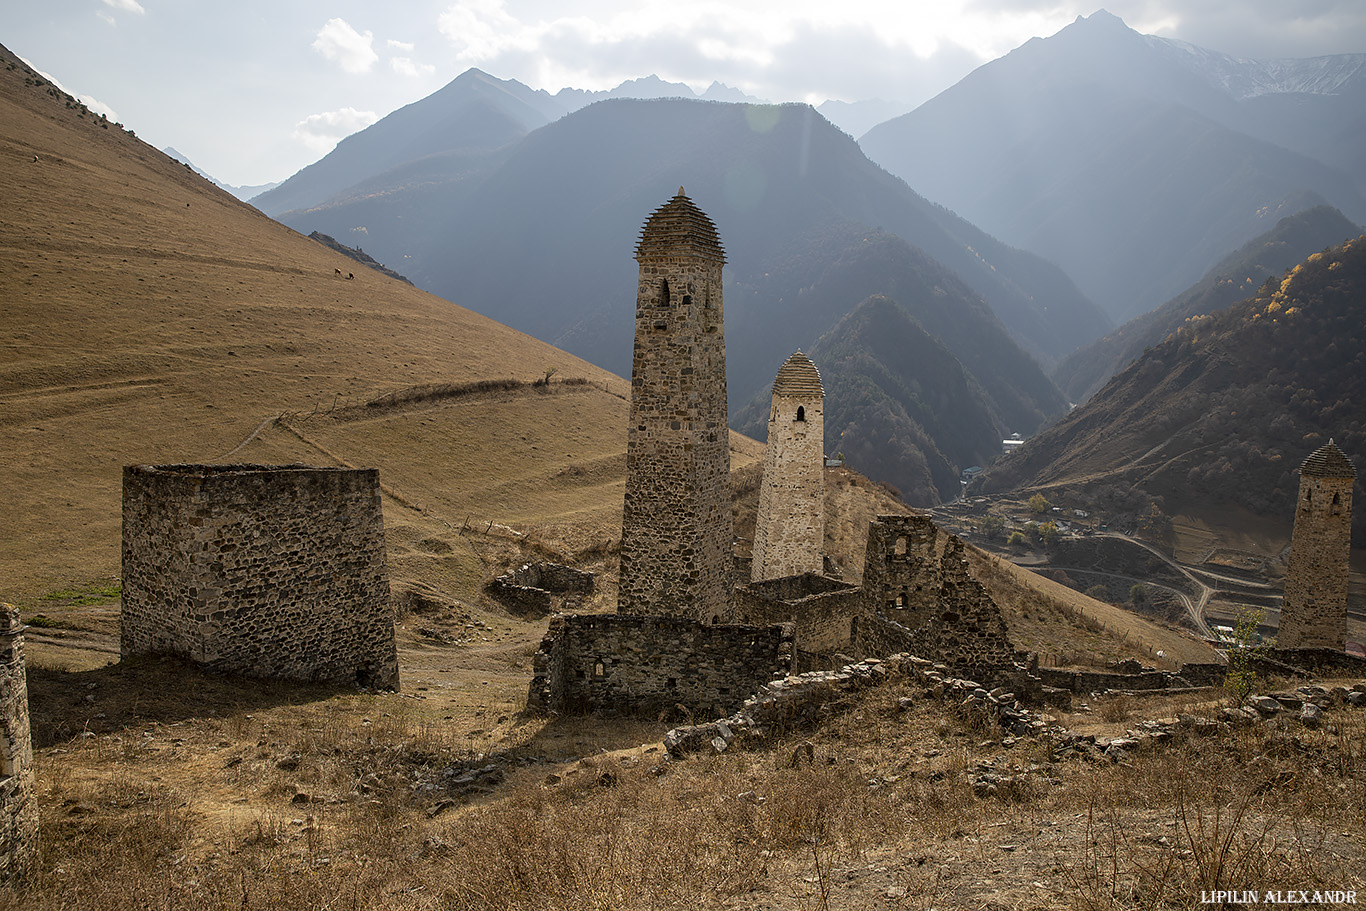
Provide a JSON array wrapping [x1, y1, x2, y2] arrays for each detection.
[[752, 351, 825, 581], [1279, 440, 1355, 650], [617, 188, 732, 619]]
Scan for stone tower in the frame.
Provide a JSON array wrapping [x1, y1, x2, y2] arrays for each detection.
[[617, 188, 732, 619], [0, 606, 37, 880], [1279, 440, 1355, 650], [752, 351, 825, 581]]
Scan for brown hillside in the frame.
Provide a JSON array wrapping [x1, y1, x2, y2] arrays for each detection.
[[0, 44, 690, 604]]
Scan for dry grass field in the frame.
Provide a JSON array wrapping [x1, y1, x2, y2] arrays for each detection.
[[4, 40, 1359, 911]]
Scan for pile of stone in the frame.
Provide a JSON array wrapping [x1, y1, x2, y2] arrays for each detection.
[[664, 653, 1045, 757], [1222, 682, 1366, 728]]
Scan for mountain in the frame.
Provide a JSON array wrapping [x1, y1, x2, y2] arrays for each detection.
[[253, 68, 569, 217], [254, 70, 768, 218], [276, 96, 1101, 409], [162, 146, 280, 200], [737, 295, 1005, 504], [1054, 206, 1363, 402], [976, 233, 1366, 541], [0, 43, 654, 604], [860, 10, 1366, 324], [816, 98, 912, 137]]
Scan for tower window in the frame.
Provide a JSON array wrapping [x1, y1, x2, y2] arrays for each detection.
[[894, 536, 907, 556], [659, 279, 671, 307], [593, 661, 605, 678], [796, 406, 806, 422], [682, 294, 692, 307]]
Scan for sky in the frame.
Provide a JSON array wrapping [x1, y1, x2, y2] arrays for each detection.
[[3, 1, 1365, 188]]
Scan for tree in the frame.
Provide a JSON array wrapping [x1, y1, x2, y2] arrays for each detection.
[[1129, 584, 1147, 607], [1028, 493, 1050, 514], [978, 514, 1005, 540], [1038, 521, 1059, 547], [1007, 531, 1028, 547]]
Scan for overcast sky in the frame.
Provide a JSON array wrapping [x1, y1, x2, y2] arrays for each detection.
[[4, 1, 1364, 187]]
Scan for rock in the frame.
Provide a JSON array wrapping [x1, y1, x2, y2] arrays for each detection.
[[1249, 696, 1282, 715], [1346, 691, 1366, 707], [1299, 703, 1323, 727]]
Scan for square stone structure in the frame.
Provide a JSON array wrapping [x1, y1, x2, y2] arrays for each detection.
[[0, 607, 37, 880], [733, 572, 861, 654], [121, 464, 399, 689]]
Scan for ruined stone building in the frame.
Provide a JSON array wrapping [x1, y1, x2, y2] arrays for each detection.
[[1279, 440, 1356, 650], [0, 606, 37, 879], [852, 515, 1018, 675], [617, 189, 732, 620], [751, 351, 825, 582], [121, 464, 400, 689]]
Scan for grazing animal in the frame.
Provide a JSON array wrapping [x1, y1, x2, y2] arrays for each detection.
[[335, 268, 343, 276], [346, 272, 354, 280]]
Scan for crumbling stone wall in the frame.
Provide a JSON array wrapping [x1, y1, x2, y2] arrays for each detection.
[[858, 515, 1017, 675], [618, 190, 733, 621], [485, 562, 594, 616], [1279, 440, 1355, 650], [121, 464, 399, 689], [0, 607, 37, 880], [733, 573, 861, 654], [527, 613, 792, 718], [860, 515, 946, 630], [752, 351, 825, 581]]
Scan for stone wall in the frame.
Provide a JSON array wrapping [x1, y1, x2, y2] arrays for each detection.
[[527, 613, 792, 718], [858, 516, 1018, 676], [618, 191, 733, 621], [1279, 441, 1355, 650], [751, 351, 825, 581], [121, 464, 399, 689], [860, 515, 945, 631], [0, 607, 37, 880], [733, 573, 862, 654], [485, 562, 594, 616]]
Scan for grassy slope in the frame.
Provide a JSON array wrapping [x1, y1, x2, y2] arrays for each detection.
[[0, 46, 667, 606]]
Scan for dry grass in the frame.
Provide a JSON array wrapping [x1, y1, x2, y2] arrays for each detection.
[[9, 665, 1364, 911]]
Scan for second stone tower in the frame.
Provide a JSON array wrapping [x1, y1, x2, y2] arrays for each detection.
[[617, 189, 732, 619], [751, 351, 825, 581]]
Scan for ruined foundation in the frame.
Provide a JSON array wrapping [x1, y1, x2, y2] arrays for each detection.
[[527, 613, 793, 718], [121, 464, 399, 689]]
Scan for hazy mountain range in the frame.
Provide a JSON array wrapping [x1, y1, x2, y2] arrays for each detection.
[[860, 9, 1366, 324], [270, 96, 1090, 451]]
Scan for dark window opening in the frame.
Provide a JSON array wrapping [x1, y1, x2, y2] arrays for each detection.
[[682, 294, 692, 307], [796, 406, 806, 422], [667, 678, 678, 688], [659, 279, 671, 307], [711, 614, 721, 625]]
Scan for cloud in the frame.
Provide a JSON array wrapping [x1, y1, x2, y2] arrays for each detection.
[[391, 57, 437, 78], [101, 0, 146, 13], [386, 39, 416, 52], [312, 19, 379, 74], [292, 107, 380, 153], [96, 11, 117, 26], [22, 58, 122, 121]]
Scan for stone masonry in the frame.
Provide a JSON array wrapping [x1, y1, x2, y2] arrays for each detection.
[[617, 189, 732, 620], [733, 573, 862, 655], [751, 351, 826, 581], [526, 613, 793, 718], [0, 606, 37, 880], [1279, 440, 1356, 650], [857, 515, 1018, 675], [121, 464, 400, 689]]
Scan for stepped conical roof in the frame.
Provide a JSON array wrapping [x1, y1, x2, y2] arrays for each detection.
[[635, 188, 725, 263], [773, 350, 823, 397], [1301, 439, 1356, 479]]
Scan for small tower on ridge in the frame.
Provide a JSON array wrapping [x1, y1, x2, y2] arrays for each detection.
[[752, 351, 825, 581], [617, 188, 732, 619], [1278, 439, 1355, 650]]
